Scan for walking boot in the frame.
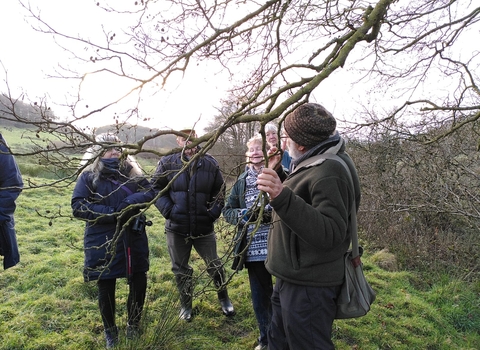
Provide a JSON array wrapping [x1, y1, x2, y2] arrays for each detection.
[[179, 302, 193, 322], [218, 289, 235, 317], [104, 326, 119, 349], [213, 270, 235, 316], [126, 322, 141, 340], [176, 271, 193, 322], [179, 287, 193, 322]]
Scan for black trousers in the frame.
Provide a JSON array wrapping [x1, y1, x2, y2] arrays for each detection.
[[268, 279, 340, 350], [97, 272, 147, 329], [245, 261, 273, 346]]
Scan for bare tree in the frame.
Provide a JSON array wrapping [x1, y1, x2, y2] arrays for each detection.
[[205, 95, 261, 180], [349, 1, 479, 143], [4, 0, 395, 142]]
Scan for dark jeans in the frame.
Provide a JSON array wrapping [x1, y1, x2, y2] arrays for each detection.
[[166, 231, 225, 285], [268, 279, 340, 350], [97, 272, 147, 329], [245, 261, 273, 347]]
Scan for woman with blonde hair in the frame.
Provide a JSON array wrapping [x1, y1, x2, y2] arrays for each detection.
[[223, 135, 274, 350], [72, 133, 154, 348]]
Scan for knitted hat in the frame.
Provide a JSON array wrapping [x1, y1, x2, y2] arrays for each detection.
[[178, 129, 196, 138], [284, 103, 336, 148]]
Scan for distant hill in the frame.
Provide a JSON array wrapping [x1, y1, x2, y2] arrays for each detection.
[[1, 93, 179, 156], [95, 124, 178, 155], [0, 93, 56, 128]]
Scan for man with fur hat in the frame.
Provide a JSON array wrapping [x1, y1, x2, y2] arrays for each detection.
[[256, 103, 361, 349]]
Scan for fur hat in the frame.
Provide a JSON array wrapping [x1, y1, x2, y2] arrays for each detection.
[[284, 103, 336, 148], [79, 133, 143, 177], [179, 129, 196, 138], [79, 133, 121, 167]]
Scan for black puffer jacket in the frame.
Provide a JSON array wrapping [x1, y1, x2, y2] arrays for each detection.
[[72, 164, 155, 281], [153, 151, 225, 237]]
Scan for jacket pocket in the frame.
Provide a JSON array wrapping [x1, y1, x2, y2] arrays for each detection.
[[289, 233, 300, 270]]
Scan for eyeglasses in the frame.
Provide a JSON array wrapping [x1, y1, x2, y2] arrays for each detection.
[[106, 147, 122, 153]]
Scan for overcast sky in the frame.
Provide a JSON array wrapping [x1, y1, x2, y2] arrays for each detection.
[[0, 1, 237, 134]]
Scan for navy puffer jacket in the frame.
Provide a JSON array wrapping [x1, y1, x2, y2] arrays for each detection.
[[72, 163, 155, 281], [0, 133, 23, 269], [153, 151, 225, 237]]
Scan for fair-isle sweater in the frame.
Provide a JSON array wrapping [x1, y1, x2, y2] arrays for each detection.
[[223, 167, 271, 263]]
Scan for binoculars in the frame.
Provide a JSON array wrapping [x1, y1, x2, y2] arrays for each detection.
[[131, 214, 152, 234]]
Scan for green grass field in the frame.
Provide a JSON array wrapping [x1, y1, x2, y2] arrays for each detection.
[[0, 176, 478, 350]]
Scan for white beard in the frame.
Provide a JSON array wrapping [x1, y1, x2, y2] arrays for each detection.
[[287, 139, 303, 161]]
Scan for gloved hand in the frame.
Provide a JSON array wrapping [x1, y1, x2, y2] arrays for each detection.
[[117, 192, 149, 211], [116, 201, 140, 227], [239, 208, 260, 225], [239, 209, 250, 225], [116, 200, 130, 213], [116, 192, 149, 214]]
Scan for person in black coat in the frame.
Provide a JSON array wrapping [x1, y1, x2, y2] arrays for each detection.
[[0, 133, 23, 270], [152, 129, 234, 322], [72, 133, 155, 348]]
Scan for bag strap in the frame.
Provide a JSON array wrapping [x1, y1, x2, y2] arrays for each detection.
[[302, 153, 360, 259], [108, 178, 134, 196]]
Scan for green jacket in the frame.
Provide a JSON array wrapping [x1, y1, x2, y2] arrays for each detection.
[[222, 171, 248, 225], [265, 143, 361, 287]]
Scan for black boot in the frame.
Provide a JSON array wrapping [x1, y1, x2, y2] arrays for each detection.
[[104, 326, 119, 349], [179, 296, 193, 322], [126, 322, 141, 340], [176, 271, 193, 322], [218, 289, 235, 317], [213, 271, 235, 316]]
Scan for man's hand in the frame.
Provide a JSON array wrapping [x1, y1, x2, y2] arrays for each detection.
[[266, 147, 282, 171], [257, 168, 283, 200]]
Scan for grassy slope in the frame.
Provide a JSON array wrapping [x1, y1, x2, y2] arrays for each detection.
[[0, 177, 478, 350], [1, 127, 32, 146]]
